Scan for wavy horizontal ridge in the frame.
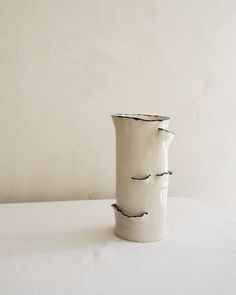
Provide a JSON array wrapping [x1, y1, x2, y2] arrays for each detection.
[[156, 171, 173, 176], [111, 204, 148, 218], [158, 128, 175, 134], [131, 174, 151, 180]]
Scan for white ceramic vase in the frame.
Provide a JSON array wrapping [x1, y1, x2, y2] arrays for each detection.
[[111, 114, 174, 242]]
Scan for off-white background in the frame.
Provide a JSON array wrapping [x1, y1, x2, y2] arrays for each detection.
[[0, 0, 236, 217]]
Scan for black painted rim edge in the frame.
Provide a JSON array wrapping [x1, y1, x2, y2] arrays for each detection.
[[111, 113, 170, 122]]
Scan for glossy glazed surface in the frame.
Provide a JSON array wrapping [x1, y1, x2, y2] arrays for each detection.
[[112, 113, 174, 242]]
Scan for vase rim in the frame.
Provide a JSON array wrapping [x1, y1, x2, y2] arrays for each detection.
[[111, 113, 170, 122]]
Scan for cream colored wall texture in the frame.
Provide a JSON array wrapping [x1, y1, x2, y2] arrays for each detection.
[[0, 0, 236, 217]]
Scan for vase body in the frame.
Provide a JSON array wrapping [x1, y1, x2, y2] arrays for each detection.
[[112, 114, 174, 242]]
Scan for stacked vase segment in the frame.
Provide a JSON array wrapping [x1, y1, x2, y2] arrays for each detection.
[[112, 114, 174, 242]]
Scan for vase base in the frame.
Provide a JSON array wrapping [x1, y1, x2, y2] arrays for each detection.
[[113, 227, 166, 243]]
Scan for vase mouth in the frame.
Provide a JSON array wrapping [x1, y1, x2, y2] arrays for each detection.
[[111, 113, 170, 122]]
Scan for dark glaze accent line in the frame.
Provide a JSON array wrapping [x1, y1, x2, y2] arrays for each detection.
[[158, 128, 175, 135], [112, 113, 170, 122], [156, 171, 173, 176], [111, 203, 148, 218], [131, 174, 151, 180]]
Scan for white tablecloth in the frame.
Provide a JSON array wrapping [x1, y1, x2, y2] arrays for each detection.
[[0, 198, 235, 295]]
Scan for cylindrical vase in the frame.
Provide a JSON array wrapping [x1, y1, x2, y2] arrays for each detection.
[[111, 114, 174, 242]]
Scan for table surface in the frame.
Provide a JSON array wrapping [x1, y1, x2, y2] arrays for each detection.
[[0, 197, 235, 295]]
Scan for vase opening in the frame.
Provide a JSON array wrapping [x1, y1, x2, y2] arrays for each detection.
[[111, 113, 170, 122]]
